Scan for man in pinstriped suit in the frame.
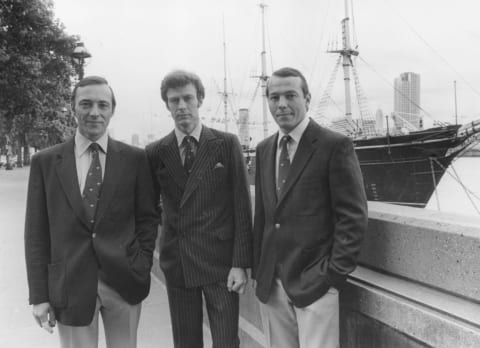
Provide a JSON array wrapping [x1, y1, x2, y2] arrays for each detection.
[[146, 70, 253, 348]]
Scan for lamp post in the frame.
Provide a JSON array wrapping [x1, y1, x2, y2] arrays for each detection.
[[71, 42, 91, 80]]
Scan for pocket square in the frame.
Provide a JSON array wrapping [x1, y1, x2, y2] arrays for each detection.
[[213, 162, 224, 169]]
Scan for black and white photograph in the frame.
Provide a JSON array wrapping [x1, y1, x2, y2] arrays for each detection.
[[1, 0, 479, 347]]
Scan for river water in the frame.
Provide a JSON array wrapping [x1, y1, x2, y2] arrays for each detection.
[[425, 156, 480, 217]]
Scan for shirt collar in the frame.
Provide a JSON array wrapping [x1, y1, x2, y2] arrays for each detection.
[[75, 130, 109, 157], [278, 116, 310, 146], [175, 123, 202, 147]]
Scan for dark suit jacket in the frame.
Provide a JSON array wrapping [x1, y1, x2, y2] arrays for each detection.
[[145, 126, 252, 288], [25, 137, 159, 326], [253, 119, 367, 307]]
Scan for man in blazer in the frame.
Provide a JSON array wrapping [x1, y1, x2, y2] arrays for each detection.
[[253, 67, 368, 348], [25, 76, 159, 348], [146, 70, 252, 348]]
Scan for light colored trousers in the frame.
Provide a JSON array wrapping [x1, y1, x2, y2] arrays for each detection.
[[57, 279, 142, 348], [260, 278, 339, 348]]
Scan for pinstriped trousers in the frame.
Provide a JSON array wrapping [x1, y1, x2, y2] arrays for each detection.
[[166, 282, 240, 348]]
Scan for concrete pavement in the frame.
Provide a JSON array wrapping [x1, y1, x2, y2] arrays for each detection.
[[0, 166, 212, 347]]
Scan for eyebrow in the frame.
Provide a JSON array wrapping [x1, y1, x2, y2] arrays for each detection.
[[78, 98, 111, 104], [270, 90, 298, 95]]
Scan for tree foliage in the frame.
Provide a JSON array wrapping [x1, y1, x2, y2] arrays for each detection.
[[0, 0, 79, 155]]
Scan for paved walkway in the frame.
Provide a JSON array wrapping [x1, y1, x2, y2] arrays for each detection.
[[0, 166, 211, 347]]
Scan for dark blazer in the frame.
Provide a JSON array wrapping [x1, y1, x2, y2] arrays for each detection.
[[25, 137, 159, 326], [145, 126, 252, 288], [253, 119, 367, 307]]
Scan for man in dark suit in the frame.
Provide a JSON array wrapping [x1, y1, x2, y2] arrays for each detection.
[[25, 76, 159, 348], [146, 70, 252, 348], [253, 67, 368, 348]]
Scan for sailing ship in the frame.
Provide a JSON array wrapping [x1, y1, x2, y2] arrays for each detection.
[[210, 2, 480, 208], [309, 1, 480, 207]]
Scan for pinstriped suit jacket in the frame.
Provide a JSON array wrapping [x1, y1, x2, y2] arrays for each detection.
[[146, 126, 252, 288]]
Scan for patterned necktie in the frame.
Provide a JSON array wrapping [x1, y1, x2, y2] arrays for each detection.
[[277, 135, 291, 197], [82, 143, 103, 226], [182, 135, 196, 175]]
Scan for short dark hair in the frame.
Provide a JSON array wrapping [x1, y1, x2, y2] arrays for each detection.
[[160, 70, 205, 104], [266, 67, 310, 98], [71, 76, 116, 112]]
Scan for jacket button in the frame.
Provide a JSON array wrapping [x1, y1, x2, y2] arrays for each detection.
[[92, 233, 96, 238], [275, 223, 280, 229]]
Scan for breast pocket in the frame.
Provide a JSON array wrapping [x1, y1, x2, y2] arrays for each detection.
[[203, 162, 228, 190]]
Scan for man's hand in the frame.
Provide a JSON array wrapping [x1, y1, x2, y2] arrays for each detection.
[[227, 267, 248, 294], [32, 302, 56, 334]]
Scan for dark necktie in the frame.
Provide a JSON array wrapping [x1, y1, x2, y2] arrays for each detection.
[[277, 135, 291, 197], [82, 143, 103, 226], [182, 135, 196, 175]]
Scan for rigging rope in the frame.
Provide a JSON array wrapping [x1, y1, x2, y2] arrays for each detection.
[[450, 165, 480, 215], [433, 158, 480, 215], [309, 0, 333, 83]]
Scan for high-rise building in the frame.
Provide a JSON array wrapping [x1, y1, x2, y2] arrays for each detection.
[[147, 134, 155, 144], [393, 72, 422, 130], [131, 134, 140, 147]]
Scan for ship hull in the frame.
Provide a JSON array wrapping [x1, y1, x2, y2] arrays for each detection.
[[354, 126, 462, 207]]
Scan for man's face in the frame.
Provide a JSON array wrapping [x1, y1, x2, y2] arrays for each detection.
[[73, 84, 114, 141], [166, 83, 202, 134], [267, 75, 310, 133]]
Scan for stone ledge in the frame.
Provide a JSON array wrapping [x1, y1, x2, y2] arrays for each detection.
[[363, 202, 480, 300], [343, 266, 480, 348]]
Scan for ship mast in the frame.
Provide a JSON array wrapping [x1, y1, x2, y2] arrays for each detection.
[[327, 0, 358, 123], [222, 17, 229, 132], [260, 2, 269, 138]]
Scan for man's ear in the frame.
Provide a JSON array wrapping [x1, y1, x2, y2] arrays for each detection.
[[198, 99, 203, 108], [305, 93, 311, 111]]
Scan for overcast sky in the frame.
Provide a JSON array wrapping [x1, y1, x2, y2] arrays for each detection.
[[53, 0, 480, 143]]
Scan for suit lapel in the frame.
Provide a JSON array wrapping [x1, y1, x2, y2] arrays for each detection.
[[55, 138, 90, 229], [94, 138, 124, 229], [180, 126, 221, 208], [277, 121, 317, 206], [262, 134, 278, 207], [161, 131, 188, 190]]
